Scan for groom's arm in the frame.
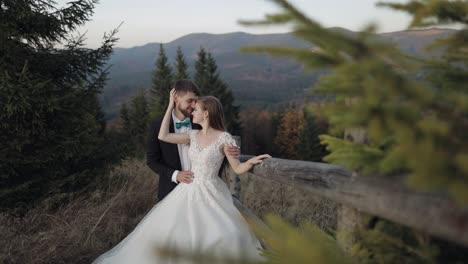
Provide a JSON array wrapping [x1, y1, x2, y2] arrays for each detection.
[[146, 119, 175, 181]]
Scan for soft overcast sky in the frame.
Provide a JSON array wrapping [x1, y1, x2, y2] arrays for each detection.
[[56, 0, 411, 48]]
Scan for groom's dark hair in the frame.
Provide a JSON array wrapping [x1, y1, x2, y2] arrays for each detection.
[[173, 79, 201, 96]]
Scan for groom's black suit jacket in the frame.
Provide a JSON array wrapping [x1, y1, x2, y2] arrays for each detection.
[[146, 117, 202, 201]]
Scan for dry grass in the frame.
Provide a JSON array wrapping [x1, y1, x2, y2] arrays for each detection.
[[0, 159, 158, 264], [0, 159, 338, 263], [238, 172, 338, 232]]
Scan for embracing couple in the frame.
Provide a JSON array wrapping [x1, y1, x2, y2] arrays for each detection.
[[93, 80, 270, 263]]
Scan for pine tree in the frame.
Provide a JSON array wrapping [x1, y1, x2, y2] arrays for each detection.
[[274, 107, 304, 159], [129, 90, 150, 157], [194, 47, 209, 94], [150, 44, 173, 118], [241, 0, 468, 204], [240, 109, 276, 155], [194, 48, 241, 134], [174, 46, 189, 80], [0, 0, 121, 208], [297, 107, 329, 162], [120, 102, 131, 133]]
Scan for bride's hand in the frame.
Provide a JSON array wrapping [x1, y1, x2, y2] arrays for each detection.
[[247, 154, 271, 165], [168, 88, 176, 109]]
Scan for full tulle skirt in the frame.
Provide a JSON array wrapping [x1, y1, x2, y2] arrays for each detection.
[[92, 178, 264, 264]]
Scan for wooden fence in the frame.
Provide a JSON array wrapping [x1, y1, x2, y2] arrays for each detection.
[[221, 155, 468, 248]]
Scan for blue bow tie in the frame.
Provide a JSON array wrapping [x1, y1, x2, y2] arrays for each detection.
[[175, 119, 191, 129]]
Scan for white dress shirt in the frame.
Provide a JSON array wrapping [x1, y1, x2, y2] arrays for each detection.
[[171, 111, 192, 183]]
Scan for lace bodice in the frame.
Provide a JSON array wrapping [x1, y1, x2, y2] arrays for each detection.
[[187, 130, 236, 182]]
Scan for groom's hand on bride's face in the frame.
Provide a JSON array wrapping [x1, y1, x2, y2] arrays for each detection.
[[225, 145, 240, 159], [176, 170, 194, 184]]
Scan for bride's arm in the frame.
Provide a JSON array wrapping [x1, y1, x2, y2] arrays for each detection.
[[158, 88, 190, 144], [223, 145, 271, 175]]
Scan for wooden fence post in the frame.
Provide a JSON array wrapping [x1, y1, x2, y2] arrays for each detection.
[[336, 127, 369, 252]]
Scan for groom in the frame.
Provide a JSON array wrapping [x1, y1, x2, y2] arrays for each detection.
[[146, 79, 240, 201]]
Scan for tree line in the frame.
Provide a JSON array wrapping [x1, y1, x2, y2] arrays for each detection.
[[118, 45, 241, 157], [119, 44, 330, 162], [239, 103, 329, 162]]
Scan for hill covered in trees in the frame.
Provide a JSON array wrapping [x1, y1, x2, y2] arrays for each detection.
[[102, 28, 455, 120]]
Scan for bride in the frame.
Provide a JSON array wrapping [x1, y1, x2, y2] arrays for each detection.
[[93, 89, 271, 264]]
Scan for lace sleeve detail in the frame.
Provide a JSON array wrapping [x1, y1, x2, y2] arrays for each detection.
[[220, 132, 237, 147]]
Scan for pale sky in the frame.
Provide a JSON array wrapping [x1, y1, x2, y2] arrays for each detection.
[[56, 0, 411, 48]]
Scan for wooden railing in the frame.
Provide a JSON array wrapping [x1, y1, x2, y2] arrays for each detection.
[[221, 155, 468, 248]]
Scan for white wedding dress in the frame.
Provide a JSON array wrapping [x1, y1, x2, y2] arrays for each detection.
[[93, 131, 264, 264]]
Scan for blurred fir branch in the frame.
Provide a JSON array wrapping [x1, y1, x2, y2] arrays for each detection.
[[352, 219, 439, 264], [240, 0, 468, 205], [157, 214, 351, 264]]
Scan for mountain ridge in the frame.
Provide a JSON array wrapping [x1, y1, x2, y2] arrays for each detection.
[[102, 28, 455, 120]]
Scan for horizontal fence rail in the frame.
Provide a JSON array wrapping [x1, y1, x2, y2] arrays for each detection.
[[235, 155, 468, 247]]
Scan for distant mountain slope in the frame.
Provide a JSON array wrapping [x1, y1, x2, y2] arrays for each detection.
[[102, 28, 455, 120]]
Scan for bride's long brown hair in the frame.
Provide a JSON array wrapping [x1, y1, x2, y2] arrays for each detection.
[[198, 96, 225, 132]]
